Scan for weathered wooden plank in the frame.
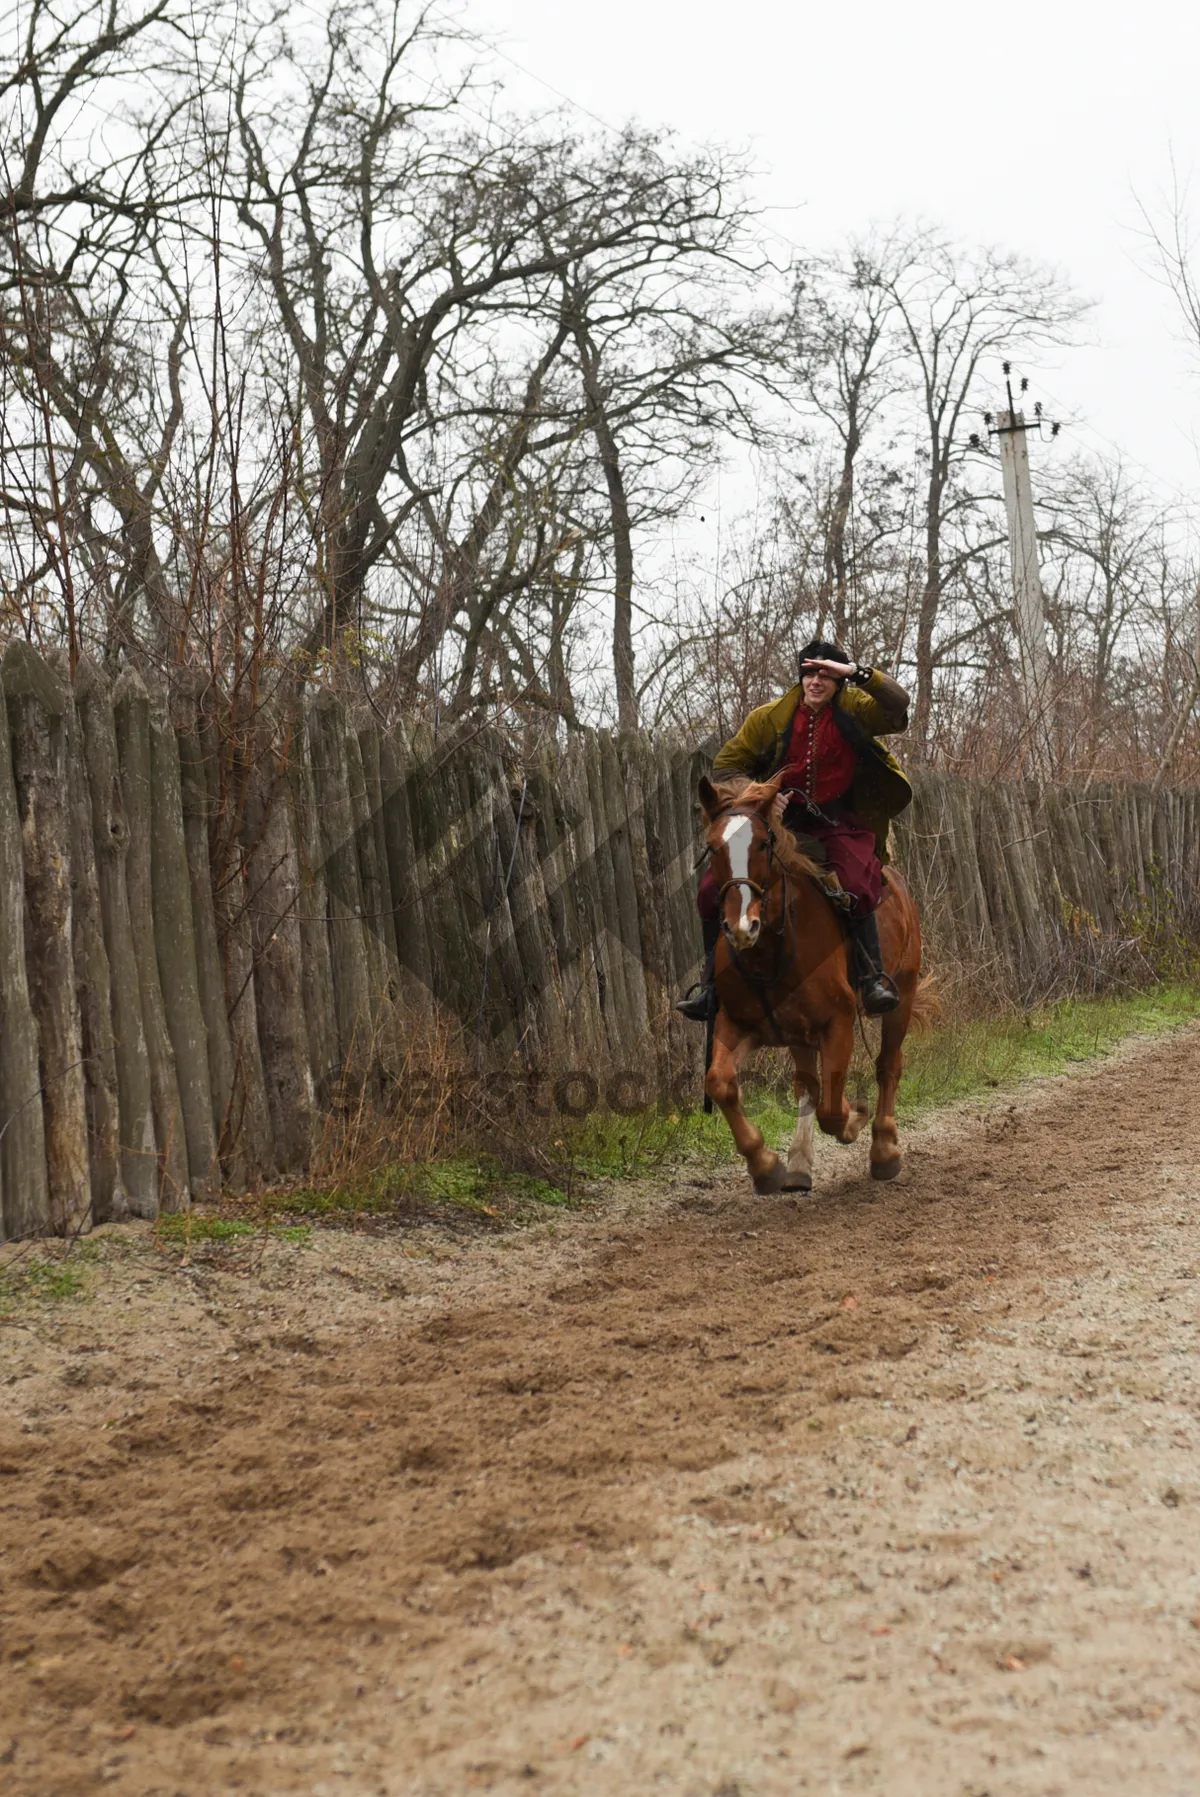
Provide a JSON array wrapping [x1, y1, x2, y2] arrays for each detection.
[[285, 700, 339, 1109], [172, 676, 239, 1176], [148, 683, 217, 1196], [4, 644, 92, 1234], [51, 653, 125, 1225], [0, 663, 48, 1240], [506, 754, 565, 1067], [76, 660, 157, 1217], [529, 739, 604, 1064], [379, 722, 434, 1011], [559, 735, 612, 1056], [243, 707, 317, 1173], [113, 667, 189, 1211], [354, 712, 402, 1011], [470, 732, 535, 1057], [580, 734, 634, 1056], [617, 734, 668, 1080], [309, 691, 373, 1088], [345, 711, 391, 1025], [441, 730, 492, 1045], [402, 722, 464, 1022]]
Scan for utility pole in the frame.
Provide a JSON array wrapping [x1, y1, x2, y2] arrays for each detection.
[[975, 367, 1059, 779]]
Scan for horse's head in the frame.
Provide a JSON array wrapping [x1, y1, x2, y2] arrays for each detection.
[[699, 772, 785, 952]]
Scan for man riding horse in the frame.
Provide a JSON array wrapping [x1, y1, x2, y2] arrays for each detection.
[[677, 639, 912, 1021]]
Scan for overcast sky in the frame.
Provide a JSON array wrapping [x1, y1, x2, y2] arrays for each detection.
[[475, 0, 1200, 545]]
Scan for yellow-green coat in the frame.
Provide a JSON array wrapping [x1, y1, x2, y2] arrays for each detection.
[[710, 671, 912, 856]]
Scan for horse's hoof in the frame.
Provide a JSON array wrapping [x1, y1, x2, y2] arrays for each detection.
[[782, 1170, 813, 1193], [870, 1156, 902, 1182], [752, 1159, 789, 1195]]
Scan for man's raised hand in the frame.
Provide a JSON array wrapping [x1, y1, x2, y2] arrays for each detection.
[[801, 656, 857, 682]]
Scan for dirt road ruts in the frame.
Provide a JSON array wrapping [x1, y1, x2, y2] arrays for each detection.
[[4, 1026, 1200, 1795]]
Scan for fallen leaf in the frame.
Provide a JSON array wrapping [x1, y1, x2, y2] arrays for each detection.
[[617, 1643, 633, 1657], [1004, 1655, 1027, 1673], [841, 1295, 858, 1311], [869, 1626, 890, 1637], [569, 1734, 589, 1752], [230, 1656, 246, 1674]]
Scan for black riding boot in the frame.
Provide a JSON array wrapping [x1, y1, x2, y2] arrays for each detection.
[[675, 914, 720, 1022], [849, 911, 900, 1016]]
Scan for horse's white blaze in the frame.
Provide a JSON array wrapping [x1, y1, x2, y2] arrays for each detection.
[[787, 1089, 816, 1175], [721, 814, 755, 931]]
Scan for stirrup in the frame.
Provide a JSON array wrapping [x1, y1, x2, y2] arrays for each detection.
[[819, 879, 855, 917], [675, 983, 715, 1023]]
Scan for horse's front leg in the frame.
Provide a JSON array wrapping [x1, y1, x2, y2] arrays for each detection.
[[871, 996, 912, 1180], [817, 1009, 870, 1144], [705, 1014, 788, 1194], [785, 1044, 819, 1192]]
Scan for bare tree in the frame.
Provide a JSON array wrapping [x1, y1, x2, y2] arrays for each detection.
[[788, 229, 911, 640]]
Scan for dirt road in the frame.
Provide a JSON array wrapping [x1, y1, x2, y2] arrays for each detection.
[[5, 1026, 1200, 1796]]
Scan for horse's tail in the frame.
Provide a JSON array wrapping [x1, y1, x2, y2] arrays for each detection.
[[908, 971, 940, 1032]]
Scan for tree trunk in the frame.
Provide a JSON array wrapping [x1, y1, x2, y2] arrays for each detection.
[[819, 431, 858, 644], [3, 643, 91, 1234], [574, 320, 638, 732], [0, 666, 49, 1241], [913, 475, 943, 752], [112, 667, 189, 1211]]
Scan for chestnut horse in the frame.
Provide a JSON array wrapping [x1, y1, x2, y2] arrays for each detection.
[[699, 771, 923, 1193]]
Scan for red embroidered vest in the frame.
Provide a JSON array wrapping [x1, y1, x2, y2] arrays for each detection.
[[781, 703, 857, 804]]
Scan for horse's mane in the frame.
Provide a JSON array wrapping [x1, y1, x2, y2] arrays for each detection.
[[710, 777, 825, 885], [772, 831, 825, 886]]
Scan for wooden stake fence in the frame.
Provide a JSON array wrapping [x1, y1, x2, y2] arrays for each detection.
[[0, 644, 1195, 1239]]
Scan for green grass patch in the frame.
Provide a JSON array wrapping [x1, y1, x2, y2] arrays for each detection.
[[0, 1240, 100, 1304], [156, 1214, 257, 1242], [154, 1213, 313, 1247], [279, 1153, 569, 1223], [890, 982, 1198, 1119]]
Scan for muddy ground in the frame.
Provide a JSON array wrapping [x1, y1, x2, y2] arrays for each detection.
[[4, 1026, 1200, 1796]]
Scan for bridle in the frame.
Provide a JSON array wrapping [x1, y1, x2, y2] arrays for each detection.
[[708, 807, 797, 1041]]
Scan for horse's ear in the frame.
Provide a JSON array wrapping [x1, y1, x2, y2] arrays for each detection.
[[752, 771, 786, 813], [698, 774, 720, 819]]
